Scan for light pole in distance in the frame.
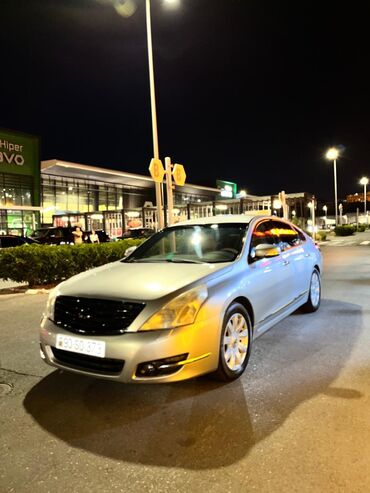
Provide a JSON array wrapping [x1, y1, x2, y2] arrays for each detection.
[[360, 176, 369, 226], [326, 147, 340, 226]]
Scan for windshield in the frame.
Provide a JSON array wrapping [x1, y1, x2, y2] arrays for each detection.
[[124, 223, 248, 264]]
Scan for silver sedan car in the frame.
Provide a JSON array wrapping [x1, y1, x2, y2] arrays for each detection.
[[40, 215, 322, 383]]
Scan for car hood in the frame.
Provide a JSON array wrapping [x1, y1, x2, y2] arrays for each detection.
[[57, 261, 231, 301]]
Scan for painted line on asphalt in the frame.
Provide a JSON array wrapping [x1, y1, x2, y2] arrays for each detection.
[[360, 241, 370, 245]]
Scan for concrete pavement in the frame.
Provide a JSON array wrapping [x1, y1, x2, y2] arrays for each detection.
[[320, 228, 370, 247], [1, 247, 370, 492]]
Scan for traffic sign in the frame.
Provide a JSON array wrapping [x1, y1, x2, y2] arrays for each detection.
[[149, 158, 165, 183], [172, 163, 186, 186]]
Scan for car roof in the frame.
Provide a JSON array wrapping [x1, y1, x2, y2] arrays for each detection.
[[168, 214, 271, 227]]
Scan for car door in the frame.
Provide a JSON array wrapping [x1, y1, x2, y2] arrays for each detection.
[[269, 219, 299, 308], [247, 219, 294, 329], [271, 220, 311, 302]]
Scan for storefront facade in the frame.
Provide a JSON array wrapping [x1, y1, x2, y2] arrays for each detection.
[[0, 132, 313, 238], [41, 160, 218, 237], [0, 128, 41, 235]]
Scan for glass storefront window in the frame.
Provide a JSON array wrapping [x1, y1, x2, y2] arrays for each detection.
[[78, 188, 90, 213], [98, 185, 107, 211], [41, 183, 55, 224], [3, 210, 39, 236], [108, 187, 117, 211], [87, 213, 104, 231], [0, 210, 7, 234], [55, 184, 68, 213]]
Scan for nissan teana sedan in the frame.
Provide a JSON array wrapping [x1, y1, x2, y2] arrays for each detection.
[[40, 215, 322, 383]]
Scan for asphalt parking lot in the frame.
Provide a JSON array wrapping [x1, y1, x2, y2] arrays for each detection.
[[1, 245, 370, 492]]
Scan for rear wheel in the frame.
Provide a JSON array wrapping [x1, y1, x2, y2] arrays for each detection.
[[301, 268, 321, 313], [214, 303, 252, 381]]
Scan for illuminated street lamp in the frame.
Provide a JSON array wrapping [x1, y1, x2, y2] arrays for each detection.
[[360, 176, 369, 226], [110, 0, 179, 229], [326, 147, 339, 226]]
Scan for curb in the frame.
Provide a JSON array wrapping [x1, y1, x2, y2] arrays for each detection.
[[26, 288, 51, 295]]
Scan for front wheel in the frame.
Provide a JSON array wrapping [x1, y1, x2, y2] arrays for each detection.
[[301, 268, 321, 313], [214, 303, 252, 382]]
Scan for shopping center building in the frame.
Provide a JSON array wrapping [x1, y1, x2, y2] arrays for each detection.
[[1, 128, 313, 237], [0, 128, 41, 235]]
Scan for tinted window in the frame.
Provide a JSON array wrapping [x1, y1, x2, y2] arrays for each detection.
[[270, 220, 301, 250], [293, 226, 306, 242], [251, 220, 279, 248]]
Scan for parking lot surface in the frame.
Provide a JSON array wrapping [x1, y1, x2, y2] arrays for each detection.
[[1, 246, 370, 492]]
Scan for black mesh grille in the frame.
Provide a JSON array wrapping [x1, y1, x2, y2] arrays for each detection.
[[54, 296, 145, 335], [51, 347, 124, 375]]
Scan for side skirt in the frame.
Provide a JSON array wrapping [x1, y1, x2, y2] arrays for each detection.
[[253, 292, 308, 340]]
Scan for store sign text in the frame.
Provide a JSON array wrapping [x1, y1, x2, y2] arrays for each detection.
[[0, 139, 25, 166]]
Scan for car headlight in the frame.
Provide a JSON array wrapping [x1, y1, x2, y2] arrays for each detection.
[[45, 288, 58, 320], [140, 285, 208, 331]]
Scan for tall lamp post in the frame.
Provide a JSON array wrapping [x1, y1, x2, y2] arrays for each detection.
[[326, 147, 339, 226], [145, 0, 180, 229], [360, 176, 369, 226], [323, 204, 327, 229]]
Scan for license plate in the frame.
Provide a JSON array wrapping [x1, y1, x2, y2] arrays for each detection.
[[56, 334, 106, 358]]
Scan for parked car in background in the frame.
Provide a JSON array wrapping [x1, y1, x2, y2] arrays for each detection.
[[40, 215, 322, 384], [31, 227, 75, 245], [0, 235, 39, 248], [118, 227, 155, 240], [83, 230, 110, 243]]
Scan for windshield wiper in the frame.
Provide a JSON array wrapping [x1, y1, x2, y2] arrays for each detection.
[[127, 259, 169, 263], [167, 258, 205, 264]]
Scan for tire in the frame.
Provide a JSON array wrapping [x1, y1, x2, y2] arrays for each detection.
[[301, 268, 321, 313], [214, 303, 253, 382]]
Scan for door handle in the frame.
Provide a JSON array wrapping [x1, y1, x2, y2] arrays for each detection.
[[282, 260, 290, 266]]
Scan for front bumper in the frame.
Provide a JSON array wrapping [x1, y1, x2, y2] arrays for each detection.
[[40, 314, 221, 383]]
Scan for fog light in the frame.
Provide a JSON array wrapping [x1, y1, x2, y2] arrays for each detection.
[[136, 353, 188, 378], [138, 363, 156, 376]]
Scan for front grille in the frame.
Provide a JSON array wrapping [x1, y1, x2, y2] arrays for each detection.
[[54, 296, 145, 336], [51, 347, 124, 375]]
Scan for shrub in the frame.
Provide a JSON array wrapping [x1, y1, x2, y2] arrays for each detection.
[[334, 225, 356, 236], [316, 231, 327, 241], [357, 224, 367, 232], [0, 239, 144, 287]]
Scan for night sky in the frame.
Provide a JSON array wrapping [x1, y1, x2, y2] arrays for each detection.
[[2, 0, 370, 200]]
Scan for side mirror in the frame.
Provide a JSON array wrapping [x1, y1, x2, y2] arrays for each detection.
[[124, 245, 137, 257], [253, 243, 281, 259]]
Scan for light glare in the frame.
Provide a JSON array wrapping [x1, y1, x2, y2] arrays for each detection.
[[360, 177, 369, 186], [326, 148, 339, 160], [163, 0, 180, 6]]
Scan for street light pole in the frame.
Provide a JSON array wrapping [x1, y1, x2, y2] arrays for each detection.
[[145, 0, 164, 229], [360, 177, 369, 226], [333, 158, 338, 227], [323, 205, 327, 229], [326, 148, 340, 227]]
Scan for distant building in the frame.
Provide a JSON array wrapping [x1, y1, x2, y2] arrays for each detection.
[[346, 192, 370, 203], [1, 128, 315, 236]]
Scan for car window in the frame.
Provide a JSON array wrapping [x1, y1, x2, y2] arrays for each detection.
[[250, 220, 280, 249], [270, 220, 301, 251], [124, 224, 248, 264], [293, 226, 306, 242]]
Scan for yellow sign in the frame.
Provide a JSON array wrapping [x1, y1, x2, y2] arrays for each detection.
[[172, 163, 186, 186], [149, 158, 165, 183]]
